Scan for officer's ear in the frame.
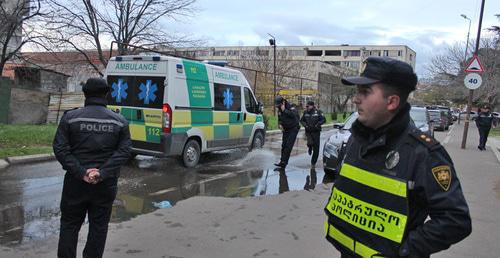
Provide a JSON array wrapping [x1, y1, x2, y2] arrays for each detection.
[[386, 94, 401, 112]]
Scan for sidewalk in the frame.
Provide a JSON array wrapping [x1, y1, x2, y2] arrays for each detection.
[[1, 123, 499, 258]]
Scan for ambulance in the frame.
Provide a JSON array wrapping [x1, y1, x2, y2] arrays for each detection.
[[104, 55, 265, 167]]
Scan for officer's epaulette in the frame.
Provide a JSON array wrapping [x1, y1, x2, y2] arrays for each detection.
[[63, 107, 80, 114], [409, 130, 441, 150]]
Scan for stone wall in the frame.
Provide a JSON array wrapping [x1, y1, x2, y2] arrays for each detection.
[[8, 88, 50, 124]]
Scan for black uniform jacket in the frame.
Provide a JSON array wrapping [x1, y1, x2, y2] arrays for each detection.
[[475, 112, 493, 128], [278, 103, 300, 131], [300, 108, 326, 132], [341, 104, 471, 257], [53, 97, 131, 182]]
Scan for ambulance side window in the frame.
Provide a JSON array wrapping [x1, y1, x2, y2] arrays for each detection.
[[214, 83, 241, 111], [244, 88, 258, 114]]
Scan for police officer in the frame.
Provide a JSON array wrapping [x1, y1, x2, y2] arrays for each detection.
[[475, 105, 494, 151], [53, 78, 131, 258], [324, 57, 471, 257], [274, 96, 300, 168], [300, 101, 325, 168]]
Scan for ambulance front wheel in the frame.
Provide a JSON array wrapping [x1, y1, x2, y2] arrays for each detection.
[[182, 139, 201, 167], [250, 131, 264, 151]]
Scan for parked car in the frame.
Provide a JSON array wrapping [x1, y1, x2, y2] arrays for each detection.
[[322, 107, 436, 176], [428, 110, 448, 131], [427, 105, 453, 126], [459, 111, 478, 120], [410, 106, 434, 137], [323, 112, 358, 176]]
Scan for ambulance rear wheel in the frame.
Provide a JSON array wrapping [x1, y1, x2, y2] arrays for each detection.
[[182, 139, 200, 167]]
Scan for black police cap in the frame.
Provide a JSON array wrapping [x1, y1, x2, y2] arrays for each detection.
[[341, 57, 418, 92], [275, 96, 285, 106], [306, 101, 315, 106], [82, 78, 110, 96]]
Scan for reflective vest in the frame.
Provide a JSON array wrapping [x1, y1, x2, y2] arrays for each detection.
[[324, 160, 409, 258]]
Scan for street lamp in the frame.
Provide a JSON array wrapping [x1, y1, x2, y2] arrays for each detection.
[[268, 33, 277, 115], [461, 14, 472, 64], [459, 14, 472, 125]]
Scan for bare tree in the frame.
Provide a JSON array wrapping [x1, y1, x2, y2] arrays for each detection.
[[425, 35, 500, 108], [0, 0, 44, 74], [42, 0, 198, 75]]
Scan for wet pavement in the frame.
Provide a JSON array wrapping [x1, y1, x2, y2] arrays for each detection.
[[0, 130, 335, 247]]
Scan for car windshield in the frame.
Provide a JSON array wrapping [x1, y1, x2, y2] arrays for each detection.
[[343, 112, 359, 130], [410, 108, 427, 122]]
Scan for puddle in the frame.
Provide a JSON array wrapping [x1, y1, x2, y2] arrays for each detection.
[[0, 147, 332, 247]]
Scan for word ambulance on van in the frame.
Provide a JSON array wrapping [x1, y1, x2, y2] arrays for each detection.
[[104, 55, 265, 167]]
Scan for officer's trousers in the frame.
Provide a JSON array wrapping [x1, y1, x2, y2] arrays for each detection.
[[280, 128, 299, 165], [58, 174, 117, 258], [306, 131, 321, 165], [478, 126, 491, 149]]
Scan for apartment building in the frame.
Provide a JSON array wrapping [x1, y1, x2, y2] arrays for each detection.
[[170, 44, 416, 72]]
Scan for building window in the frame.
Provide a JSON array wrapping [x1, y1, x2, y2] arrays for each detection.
[[306, 50, 323, 56], [325, 50, 341, 56], [288, 50, 305, 56], [410, 54, 413, 61], [256, 50, 269, 56], [343, 50, 360, 57], [383, 50, 389, 56], [213, 50, 225, 56], [227, 50, 240, 56], [196, 50, 209, 57], [398, 50, 402, 57]]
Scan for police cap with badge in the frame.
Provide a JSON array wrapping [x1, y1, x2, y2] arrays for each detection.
[[341, 56, 418, 93], [82, 78, 110, 97]]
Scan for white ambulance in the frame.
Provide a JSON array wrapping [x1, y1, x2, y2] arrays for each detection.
[[104, 55, 265, 167]]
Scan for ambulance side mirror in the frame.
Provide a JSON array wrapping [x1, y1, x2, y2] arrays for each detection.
[[258, 102, 264, 114]]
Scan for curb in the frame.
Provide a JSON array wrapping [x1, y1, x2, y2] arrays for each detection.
[[489, 137, 500, 164], [0, 153, 56, 170]]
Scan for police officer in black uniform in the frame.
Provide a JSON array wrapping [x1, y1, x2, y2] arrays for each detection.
[[300, 101, 326, 168], [324, 57, 471, 257], [274, 96, 300, 168], [475, 105, 494, 151], [53, 78, 131, 258]]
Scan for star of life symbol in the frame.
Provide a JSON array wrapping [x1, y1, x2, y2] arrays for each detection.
[[223, 88, 233, 109], [111, 79, 128, 103], [139, 80, 158, 105]]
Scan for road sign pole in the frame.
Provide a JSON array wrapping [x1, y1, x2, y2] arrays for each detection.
[[461, 0, 486, 149]]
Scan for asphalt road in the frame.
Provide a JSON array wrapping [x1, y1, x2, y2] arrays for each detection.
[[0, 129, 337, 247]]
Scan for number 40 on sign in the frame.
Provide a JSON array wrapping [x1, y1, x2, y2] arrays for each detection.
[[464, 73, 482, 90]]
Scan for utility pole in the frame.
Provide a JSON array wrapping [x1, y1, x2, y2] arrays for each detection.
[[461, 0, 486, 149]]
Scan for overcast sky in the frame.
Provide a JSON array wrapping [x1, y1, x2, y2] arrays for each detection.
[[170, 0, 500, 77]]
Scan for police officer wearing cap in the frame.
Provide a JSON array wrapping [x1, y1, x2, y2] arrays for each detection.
[[274, 96, 300, 168], [324, 57, 471, 257], [300, 100, 325, 168], [53, 78, 131, 258], [475, 105, 494, 151]]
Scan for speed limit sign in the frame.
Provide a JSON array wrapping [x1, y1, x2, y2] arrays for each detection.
[[464, 73, 482, 89]]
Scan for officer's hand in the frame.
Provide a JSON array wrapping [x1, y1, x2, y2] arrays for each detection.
[[89, 170, 101, 184]]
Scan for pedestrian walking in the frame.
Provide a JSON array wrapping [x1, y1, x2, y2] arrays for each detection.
[[324, 57, 471, 257], [274, 96, 300, 169], [475, 105, 494, 151], [300, 101, 325, 168], [53, 78, 131, 258]]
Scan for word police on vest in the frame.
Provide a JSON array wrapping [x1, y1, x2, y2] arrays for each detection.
[[80, 123, 114, 133]]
